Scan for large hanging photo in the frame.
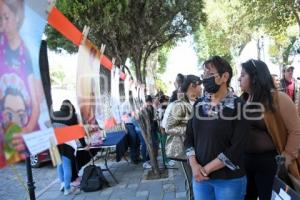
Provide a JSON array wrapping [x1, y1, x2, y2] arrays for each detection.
[[0, 0, 54, 168], [76, 39, 104, 145]]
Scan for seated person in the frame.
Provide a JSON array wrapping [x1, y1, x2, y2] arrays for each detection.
[[52, 100, 88, 195]]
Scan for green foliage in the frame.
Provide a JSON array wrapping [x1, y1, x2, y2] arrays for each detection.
[[194, 0, 252, 68], [50, 66, 66, 87], [156, 45, 172, 74], [268, 30, 298, 66], [240, 0, 299, 37], [240, 0, 300, 67], [155, 78, 167, 94], [46, 0, 131, 63], [46, 0, 206, 82]]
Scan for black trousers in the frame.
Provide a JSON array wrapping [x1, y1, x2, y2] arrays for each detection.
[[244, 150, 278, 200]]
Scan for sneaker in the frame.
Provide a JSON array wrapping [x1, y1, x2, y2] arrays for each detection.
[[64, 188, 71, 195], [71, 178, 81, 187], [166, 160, 176, 167], [59, 182, 64, 192], [142, 161, 152, 169]]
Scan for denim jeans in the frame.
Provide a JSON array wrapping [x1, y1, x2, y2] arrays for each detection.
[[137, 130, 148, 162], [57, 155, 72, 190], [125, 123, 141, 162], [193, 176, 247, 200]]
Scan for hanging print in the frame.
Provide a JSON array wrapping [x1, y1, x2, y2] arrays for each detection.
[[0, 0, 54, 168]]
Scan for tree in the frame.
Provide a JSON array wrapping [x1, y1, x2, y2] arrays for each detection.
[[126, 1, 206, 83], [240, 0, 300, 67], [145, 45, 171, 94], [240, 0, 300, 37], [155, 79, 167, 94], [46, 0, 206, 83], [194, 0, 252, 67], [268, 27, 298, 67], [46, 0, 132, 66], [46, 0, 206, 178], [157, 45, 171, 74]]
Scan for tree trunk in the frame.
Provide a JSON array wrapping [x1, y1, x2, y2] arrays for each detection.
[[135, 62, 142, 83], [132, 50, 160, 178], [137, 109, 160, 177], [142, 57, 147, 87], [133, 49, 143, 83]]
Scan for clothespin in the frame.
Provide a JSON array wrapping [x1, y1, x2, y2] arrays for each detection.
[[111, 58, 116, 73], [81, 25, 90, 45], [99, 44, 106, 62], [46, 0, 56, 14], [112, 58, 116, 66]]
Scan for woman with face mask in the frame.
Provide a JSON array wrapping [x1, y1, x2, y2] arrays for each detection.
[[184, 56, 249, 200], [239, 59, 300, 200]]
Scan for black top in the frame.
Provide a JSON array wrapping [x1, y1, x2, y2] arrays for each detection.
[[51, 104, 86, 160], [244, 108, 276, 154], [169, 89, 178, 103], [185, 91, 249, 179]]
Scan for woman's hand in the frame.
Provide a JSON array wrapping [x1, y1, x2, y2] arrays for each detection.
[[83, 144, 90, 151], [12, 133, 27, 159], [190, 162, 209, 182], [282, 151, 293, 169]]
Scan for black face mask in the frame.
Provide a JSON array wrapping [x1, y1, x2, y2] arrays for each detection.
[[203, 75, 220, 93]]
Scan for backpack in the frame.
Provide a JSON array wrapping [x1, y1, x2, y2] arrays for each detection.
[[80, 152, 109, 192]]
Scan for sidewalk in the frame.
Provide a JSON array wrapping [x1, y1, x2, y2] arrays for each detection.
[[37, 159, 187, 200]]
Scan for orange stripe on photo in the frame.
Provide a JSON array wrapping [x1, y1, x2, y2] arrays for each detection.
[[48, 8, 119, 73], [101, 55, 113, 71], [54, 125, 86, 144], [48, 7, 82, 46]]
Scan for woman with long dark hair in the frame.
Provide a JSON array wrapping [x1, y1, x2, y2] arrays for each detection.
[[239, 59, 300, 200], [52, 100, 80, 195]]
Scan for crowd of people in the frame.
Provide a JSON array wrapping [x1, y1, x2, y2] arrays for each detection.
[[0, 1, 298, 199], [125, 56, 300, 200], [54, 56, 300, 199]]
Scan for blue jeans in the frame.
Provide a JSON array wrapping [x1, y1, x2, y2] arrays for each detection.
[[137, 130, 148, 162], [125, 123, 141, 162], [193, 176, 247, 200], [57, 156, 72, 190]]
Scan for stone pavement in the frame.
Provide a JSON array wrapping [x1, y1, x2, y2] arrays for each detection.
[[37, 159, 187, 200]]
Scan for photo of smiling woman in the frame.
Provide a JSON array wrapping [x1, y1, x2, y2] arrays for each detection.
[[0, 0, 41, 167], [0, 0, 53, 169], [239, 59, 300, 200], [184, 56, 249, 200]]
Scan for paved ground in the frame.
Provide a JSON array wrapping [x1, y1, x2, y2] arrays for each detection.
[[0, 161, 56, 200], [38, 160, 187, 200]]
